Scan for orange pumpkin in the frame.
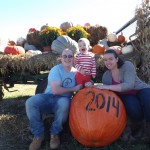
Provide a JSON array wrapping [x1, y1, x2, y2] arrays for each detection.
[[69, 87, 127, 147], [92, 44, 105, 55], [4, 45, 25, 55], [118, 34, 125, 43], [8, 40, 16, 46], [28, 28, 36, 33], [84, 23, 91, 28]]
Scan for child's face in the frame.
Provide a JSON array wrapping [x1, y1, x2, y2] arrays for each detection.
[[78, 41, 89, 54]]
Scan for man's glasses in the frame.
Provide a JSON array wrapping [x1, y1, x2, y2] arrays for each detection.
[[62, 55, 73, 59]]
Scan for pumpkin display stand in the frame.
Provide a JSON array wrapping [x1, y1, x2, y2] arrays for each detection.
[[69, 87, 127, 147]]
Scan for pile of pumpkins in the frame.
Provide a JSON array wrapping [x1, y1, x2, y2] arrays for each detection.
[[92, 33, 134, 55], [4, 40, 25, 55], [3, 38, 41, 55]]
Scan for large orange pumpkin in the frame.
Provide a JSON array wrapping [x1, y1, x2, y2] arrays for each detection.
[[4, 45, 25, 55], [69, 87, 127, 147], [92, 44, 105, 55]]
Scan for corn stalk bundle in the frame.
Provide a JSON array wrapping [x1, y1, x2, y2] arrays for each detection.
[[133, 1, 150, 83]]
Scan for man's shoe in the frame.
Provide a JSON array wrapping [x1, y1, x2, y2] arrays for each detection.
[[50, 135, 60, 149], [29, 137, 44, 150]]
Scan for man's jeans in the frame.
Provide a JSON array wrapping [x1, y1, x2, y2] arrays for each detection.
[[118, 88, 150, 122], [26, 93, 70, 137]]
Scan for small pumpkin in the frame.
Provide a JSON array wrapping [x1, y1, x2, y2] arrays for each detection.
[[121, 45, 133, 54], [92, 44, 105, 55], [28, 28, 36, 33], [108, 33, 117, 42], [84, 23, 91, 28], [8, 40, 16, 46], [99, 39, 109, 50], [69, 87, 127, 147], [4, 45, 25, 55], [60, 21, 73, 32], [118, 33, 125, 43], [109, 46, 122, 55], [40, 24, 49, 31], [16, 37, 26, 47]]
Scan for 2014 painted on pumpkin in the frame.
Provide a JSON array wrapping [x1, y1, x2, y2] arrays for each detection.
[[85, 91, 120, 118]]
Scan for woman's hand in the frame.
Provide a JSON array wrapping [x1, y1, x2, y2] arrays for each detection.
[[85, 80, 94, 87], [94, 84, 109, 90]]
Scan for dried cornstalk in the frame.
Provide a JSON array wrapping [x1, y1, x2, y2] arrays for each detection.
[[133, 1, 150, 83]]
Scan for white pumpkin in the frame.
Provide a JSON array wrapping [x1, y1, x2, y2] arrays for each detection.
[[99, 38, 109, 50], [108, 33, 117, 42], [40, 25, 49, 31], [26, 50, 42, 55], [121, 45, 133, 54], [16, 37, 26, 47], [51, 35, 79, 55], [24, 43, 36, 51]]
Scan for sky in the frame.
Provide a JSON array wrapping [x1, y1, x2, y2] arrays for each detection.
[[0, 0, 142, 43]]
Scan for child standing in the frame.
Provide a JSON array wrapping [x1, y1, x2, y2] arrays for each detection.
[[74, 38, 96, 87]]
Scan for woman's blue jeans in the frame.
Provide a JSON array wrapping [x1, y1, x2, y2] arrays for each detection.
[[117, 88, 150, 122], [25, 93, 70, 138]]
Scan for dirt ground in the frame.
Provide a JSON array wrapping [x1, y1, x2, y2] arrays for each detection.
[[1, 99, 150, 150]]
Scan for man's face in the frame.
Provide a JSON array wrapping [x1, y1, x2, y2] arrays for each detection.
[[78, 41, 89, 54], [61, 49, 74, 67]]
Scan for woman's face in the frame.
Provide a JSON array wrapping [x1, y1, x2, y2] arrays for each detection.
[[103, 53, 118, 70]]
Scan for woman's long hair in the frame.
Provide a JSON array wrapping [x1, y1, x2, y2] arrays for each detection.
[[104, 49, 124, 68]]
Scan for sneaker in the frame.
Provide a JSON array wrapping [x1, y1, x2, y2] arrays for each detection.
[[29, 137, 44, 150], [50, 135, 60, 149]]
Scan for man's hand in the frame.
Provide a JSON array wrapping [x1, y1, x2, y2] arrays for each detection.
[[84, 81, 94, 87], [74, 84, 83, 92]]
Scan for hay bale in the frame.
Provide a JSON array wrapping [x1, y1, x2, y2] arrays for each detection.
[[0, 49, 140, 87], [0, 52, 61, 77]]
